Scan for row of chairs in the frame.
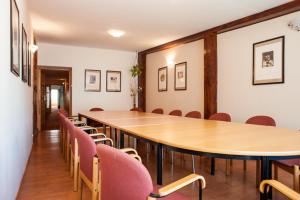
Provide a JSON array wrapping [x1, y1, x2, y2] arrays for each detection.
[[63, 107, 300, 199], [57, 109, 206, 199]]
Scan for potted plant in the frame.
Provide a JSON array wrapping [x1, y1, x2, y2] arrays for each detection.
[[130, 64, 142, 109]]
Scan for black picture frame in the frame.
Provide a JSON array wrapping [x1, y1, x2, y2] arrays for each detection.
[[158, 66, 167, 92], [28, 42, 31, 86], [21, 25, 28, 82], [253, 36, 285, 85], [106, 70, 121, 92], [10, 0, 20, 77], [174, 62, 187, 90], [84, 69, 101, 92]]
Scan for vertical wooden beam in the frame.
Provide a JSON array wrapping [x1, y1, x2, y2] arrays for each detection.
[[204, 32, 217, 119], [138, 52, 146, 111]]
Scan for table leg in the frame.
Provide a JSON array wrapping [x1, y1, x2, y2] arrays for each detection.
[[260, 157, 272, 200], [157, 144, 163, 185], [103, 124, 106, 135], [210, 158, 215, 175], [114, 128, 118, 148], [120, 131, 124, 149]]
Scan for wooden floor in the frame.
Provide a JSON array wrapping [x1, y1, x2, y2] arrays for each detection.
[[18, 130, 292, 200]]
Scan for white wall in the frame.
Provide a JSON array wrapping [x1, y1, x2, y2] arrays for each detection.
[[218, 11, 300, 129], [38, 43, 136, 114], [0, 0, 33, 199], [146, 40, 204, 116]]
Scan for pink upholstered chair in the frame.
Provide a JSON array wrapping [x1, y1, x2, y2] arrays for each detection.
[[152, 108, 164, 114], [169, 110, 182, 116], [185, 111, 201, 119], [209, 112, 231, 122], [245, 115, 276, 186], [89, 107, 104, 111], [76, 127, 113, 200], [184, 111, 201, 172], [208, 112, 232, 175], [96, 144, 206, 200]]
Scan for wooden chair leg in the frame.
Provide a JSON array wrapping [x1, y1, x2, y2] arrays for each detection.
[[243, 160, 247, 171], [226, 159, 230, 176], [70, 153, 74, 177], [256, 160, 261, 187], [274, 163, 278, 180], [294, 165, 300, 192], [74, 156, 79, 191], [78, 175, 83, 200]]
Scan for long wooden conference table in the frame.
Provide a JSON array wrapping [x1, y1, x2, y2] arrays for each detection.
[[78, 111, 300, 200]]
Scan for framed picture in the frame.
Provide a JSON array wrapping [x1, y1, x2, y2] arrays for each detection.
[[21, 25, 28, 82], [106, 71, 121, 92], [10, 0, 20, 76], [158, 66, 167, 92], [85, 69, 101, 92], [28, 42, 31, 86], [174, 62, 187, 90], [253, 36, 284, 85]]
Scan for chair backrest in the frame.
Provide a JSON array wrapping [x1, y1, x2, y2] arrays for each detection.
[[209, 113, 231, 122], [89, 107, 104, 111], [185, 111, 201, 119], [75, 127, 97, 182], [59, 108, 69, 117], [245, 115, 276, 126], [152, 108, 164, 114], [96, 144, 153, 200], [65, 118, 76, 152], [130, 107, 143, 112], [169, 109, 182, 116]]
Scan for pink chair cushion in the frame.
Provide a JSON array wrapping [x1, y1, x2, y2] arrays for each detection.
[[169, 110, 182, 116], [76, 127, 97, 182], [152, 108, 164, 114], [97, 144, 153, 200], [209, 113, 231, 122], [185, 111, 201, 119], [276, 159, 300, 167], [65, 118, 76, 153], [246, 115, 276, 126], [89, 107, 104, 111]]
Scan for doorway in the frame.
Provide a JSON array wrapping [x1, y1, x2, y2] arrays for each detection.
[[39, 66, 72, 130]]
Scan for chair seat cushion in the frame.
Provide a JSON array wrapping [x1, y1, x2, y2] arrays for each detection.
[[277, 159, 300, 167], [153, 184, 190, 200]]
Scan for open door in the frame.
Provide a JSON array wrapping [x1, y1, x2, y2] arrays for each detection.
[[39, 66, 72, 130]]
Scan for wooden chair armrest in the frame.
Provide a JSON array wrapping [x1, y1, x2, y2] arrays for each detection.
[[89, 133, 106, 138], [94, 138, 113, 146], [120, 148, 138, 155], [73, 121, 86, 126], [129, 154, 142, 162], [150, 174, 206, 198], [260, 180, 300, 200]]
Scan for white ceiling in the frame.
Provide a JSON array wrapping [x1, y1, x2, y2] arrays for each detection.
[[28, 0, 291, 52]]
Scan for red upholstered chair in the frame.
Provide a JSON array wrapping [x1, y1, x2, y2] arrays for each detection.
[[185, 111, 201, 172], [169, 110, 182, 116], [273, 159, 300, 192], [89, 107, 104, 111], [260, 180, 300, 199], [185, 111, 201, 119], [209, 112, 231, 122], [208, 112, 232, 175], [96, 144, 206, 200], [76, 127, 113, 200], [152, 108, 164, 114], [245, 115, 276, 186], [130, 107, 143, 111]]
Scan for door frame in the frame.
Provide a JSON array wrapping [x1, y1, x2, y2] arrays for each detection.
[[36, 65, 72, 130]]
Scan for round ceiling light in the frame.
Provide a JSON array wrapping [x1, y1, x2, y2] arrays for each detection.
[[108, 29, 125, 38]]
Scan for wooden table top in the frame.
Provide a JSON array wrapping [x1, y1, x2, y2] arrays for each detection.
[[79, 111, 300, 157]]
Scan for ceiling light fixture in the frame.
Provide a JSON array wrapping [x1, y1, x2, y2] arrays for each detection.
[[108, 29, 125, 38]]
